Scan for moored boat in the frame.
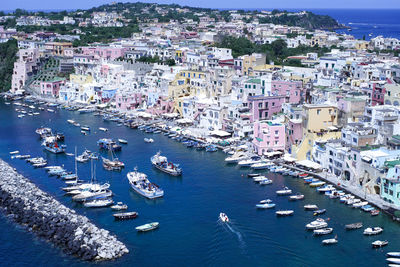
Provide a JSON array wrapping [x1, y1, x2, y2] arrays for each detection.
[[276, 187, 292, 196], [127, 168, 164, 199], [322, 236, 338, 245], [363, 227, 383, 235], [289, 193, 304, 201], [151, 152, 182, 176], [313, 209, 327, 216], [256, 199, 275, 209], [313, 228, 333, 235], [345, 222, 363, 230], [83, 198, 114, 208], [111, 202, 128, 210], [304, 204, 319, 210], [113, 212, 138, 220], [372, 240, 388, 248], [306, 218, 328, 230], [276, 210, 294, 216], [136, 222, 159, 232]]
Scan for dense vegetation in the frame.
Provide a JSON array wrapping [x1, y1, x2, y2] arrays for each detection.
[[214, 36, 331, 66], [259, 11, 342, 30], [0, 39, 18, 92]]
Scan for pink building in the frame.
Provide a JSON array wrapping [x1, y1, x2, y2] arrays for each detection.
[[115, 91, 144, 111], [286, 119, 303, 149], [147, 97, 175, 115], [271, 80, 303, 104], [253, 121, 286, 155], [248, 95, 285, 122], [81, 46, 127, 60], [40, 78, 65, 98]]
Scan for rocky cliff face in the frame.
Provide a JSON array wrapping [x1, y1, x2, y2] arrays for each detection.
[[0, 159, 129, 261]]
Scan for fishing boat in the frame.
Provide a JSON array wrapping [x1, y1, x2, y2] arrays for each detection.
[[118, 139, 128, 144], [363, 227, 383, 235], [83, 199, 114, 208], [136, 222, 159, 232], [372, 240, 388, 248], [144, 138, 154, 143], [276, 210, 294, 216], [256, 199, 275, 209], [151, 152, 182, 176], [102, 156, 125, 171], [113, 212, 138, 220], [42, 136, 66, 154], [289, 193, 304, 201], [276, 187, 292, 195], [306, 218, 328, 230], [97, 138, 121, 151], [313, 209, 327, 216], [345, 222, 363, 230], [304, 204, 319, 210], [111, 202, 128, 210], [313, 228, 333, 235], [127, 168, 164, 199], [219, 213, 229, 222], [322, 236, 338, 245]]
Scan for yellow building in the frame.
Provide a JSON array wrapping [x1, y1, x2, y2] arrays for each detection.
[[355, 41, 370, 51], [240, 53, 266, 76], [292, 104, 340, 160], [44, 42, 73, 56], [70, 74, 94, 85]]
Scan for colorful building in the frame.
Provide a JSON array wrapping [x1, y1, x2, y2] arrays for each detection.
[[253, 121, 286, 155], [247, 95, 285, 122], [40, 77, 66, 98]]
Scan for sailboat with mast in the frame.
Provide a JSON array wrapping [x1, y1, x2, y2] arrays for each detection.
[[102, 144, 124, 171], [71, 160, 112, 202]]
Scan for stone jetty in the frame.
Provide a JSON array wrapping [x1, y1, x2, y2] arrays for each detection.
[[0, 159, 128, 261]]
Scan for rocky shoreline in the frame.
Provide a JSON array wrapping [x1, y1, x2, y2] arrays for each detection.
[[0, 159, 129, 261]]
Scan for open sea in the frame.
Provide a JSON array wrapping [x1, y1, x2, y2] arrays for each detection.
[[0, 99, 399, 266]]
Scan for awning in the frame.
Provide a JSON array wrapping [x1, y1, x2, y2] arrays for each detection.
[[176, 118, 193, 124], [209, 130, 231, 137], [283, 153, 297, 162], [296, 160, 322, 170], [256, 137, 263, 142]]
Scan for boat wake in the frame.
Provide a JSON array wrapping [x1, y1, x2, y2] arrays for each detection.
[[220, 220, 246, 250]]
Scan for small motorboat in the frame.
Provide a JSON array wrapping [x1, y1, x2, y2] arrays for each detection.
[[113, 211, 138, 220], [289, 193, 304, 201], [219, 212, 229, 222], [363, 227, 383, 235], [372, 240, 388, 248], [304, 204, 319, 210], [313, 209, 327, 216], [10, 151, 19, 155], [322, 237, 338, 245], [353, 201, 369, 208], [259, 179, 273, 185], [118, 139, 128, 144], [144, 138, 154, 143], [345, 222, 363, 230], [387, 252, 400, 258], [256, 199, 275, 209], [81, 126, 90, 131], [83, 199, 114, 208], [276, 187, 292, 196], [313, 227, 333, 235], [306, 218, 328, 230], [247, 173, 260, 178], [111, 202, 128, 210], [276, 210, 294, 216], [136, 222, 159, 232], [99, 127, 108, 132], [371, 209, 380, 216]]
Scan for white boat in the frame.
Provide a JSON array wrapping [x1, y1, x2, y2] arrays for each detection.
[[306, 218, 328, 230], [9, 151, 19, 155], [225, 153, 247, 164], [127, 169, 164, 199], [372, 240, 388, 248], [256, 199, 275, 209], [67, 119, 75, 124], [238, 157, 262, 167], [363, 227, 383, 235], [144, 138, 154, 143], [111, 202, 128, 210], [322, 236, 338, 245], [219, 212, 229, 222], [387, 258, 400, 264], [47, 109, 55, 112], [259, 178, 273, 185], [304, 204, 319, 210], [276, 210, 294, 216], [353, 201, 368, 208], [78, 107, 95, 113], [313, 228, 333, 235], [118, 139, 128, 144], [253, 175, 268, 182], [81, 126, 90, 131], [251, 162, 271, 170], [317, 184, 336, 193], [387, 252, 400, 258], [289, 194, 304, 201], [83, 199, 113, 208], [136, 222, 159, 232], [276, 187, 292, 195], [151, 152, 182, 176], [99, 127, 108, 132]]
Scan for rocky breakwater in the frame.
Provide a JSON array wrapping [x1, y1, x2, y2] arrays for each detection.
[[0, 159, 129, 261]]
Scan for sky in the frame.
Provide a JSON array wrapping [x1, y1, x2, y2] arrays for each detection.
[[2, 0, 400, 11]]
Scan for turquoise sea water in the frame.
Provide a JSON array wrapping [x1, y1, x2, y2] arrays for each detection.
[[0, 100, 399, 266]]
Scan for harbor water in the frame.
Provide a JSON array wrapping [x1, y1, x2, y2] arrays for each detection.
[[0, 99, 399, 266]]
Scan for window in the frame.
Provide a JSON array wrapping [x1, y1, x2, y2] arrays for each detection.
[[353, 154, 357, 161], [272, 102, 275, 107], [317, 109, 321, 115], [258, 103, 263, 108]]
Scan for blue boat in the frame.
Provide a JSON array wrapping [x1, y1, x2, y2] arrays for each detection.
[[42, 136, 66, 154], [97, 138, 122, 151], [206, 145, 217, 152], [361, 205, 374, 212]]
